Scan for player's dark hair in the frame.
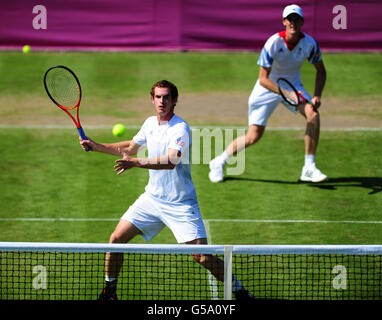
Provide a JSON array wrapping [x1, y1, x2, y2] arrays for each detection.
[[150, 80, 178, 101]]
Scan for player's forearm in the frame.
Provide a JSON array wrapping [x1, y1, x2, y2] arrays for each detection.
[[259, 77, 279, 94], [134, 155, 177, 170], [258, 67, 279, 94], [114, 149, 181, 175], [314, 68, 326, 98], [95, 141, 134, 156]]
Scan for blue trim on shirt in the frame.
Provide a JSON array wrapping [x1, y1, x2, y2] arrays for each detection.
[[308, 38, 322, 64], [258, 48, 273, 67]]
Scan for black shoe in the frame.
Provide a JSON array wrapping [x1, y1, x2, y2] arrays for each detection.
[[234, 289, 254, 301], [98, 280, 118, 301]]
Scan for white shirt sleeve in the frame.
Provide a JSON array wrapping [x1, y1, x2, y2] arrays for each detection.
[[132, 120, 147, 146], [167, 125, 190, 154], [307, 37, 322, 64], [257, 33, 278, 68]]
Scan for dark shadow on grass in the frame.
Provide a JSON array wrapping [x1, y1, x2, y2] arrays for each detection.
[[225, 176, 301, 185], [224, 176, 382, 195], [308, 177, 382, 195]]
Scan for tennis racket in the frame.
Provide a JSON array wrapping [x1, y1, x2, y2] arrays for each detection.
[[277, 77, 314, 107], [43, 65, 91, 151]]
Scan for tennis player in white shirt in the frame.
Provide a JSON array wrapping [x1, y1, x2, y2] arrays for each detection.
[[209, 4, 327, 183], [80, 80, 253, 301]]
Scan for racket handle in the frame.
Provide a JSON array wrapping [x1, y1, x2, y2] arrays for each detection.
[[77, 127, 92, 152], [298, 92, 315, 107]]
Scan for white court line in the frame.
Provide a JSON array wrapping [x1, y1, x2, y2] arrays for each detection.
[[1, 217, 382, 224], [0, 124, 381, 131], [204, 220, 212, 244], [0, 217, 119, 222], [206, 219, 382, 224]]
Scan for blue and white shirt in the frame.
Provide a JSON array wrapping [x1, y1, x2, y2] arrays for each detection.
[[133, 114, 197, 205], [258, 31, 322, 83]]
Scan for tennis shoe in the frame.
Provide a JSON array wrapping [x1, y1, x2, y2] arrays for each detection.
[[98, 289, 118, 301], [98, 280, 118, 301], [300, 165, 327, 183], [208, 158, 224, 183], [234, 289, 254, 301]]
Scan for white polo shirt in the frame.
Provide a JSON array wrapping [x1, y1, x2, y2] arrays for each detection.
[[247, 31, 322, 126], [258, 31, 322, 83], [133, 114, 197, 205]]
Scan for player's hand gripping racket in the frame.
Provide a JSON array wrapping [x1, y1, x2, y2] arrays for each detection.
[[43, 65, 91, 151], [277, 77, 314, 108]]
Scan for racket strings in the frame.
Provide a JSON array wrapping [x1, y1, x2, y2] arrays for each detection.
[[45, 69, 80, 109], [278, 79, 299, 106]]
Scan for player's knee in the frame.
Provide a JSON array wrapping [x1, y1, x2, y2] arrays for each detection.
[[192, 253, 202, 264], [246, 131, 262, 146], [109, 231, 123, 244], [246, 136, 256, 146], [304, 104, 319, 122], [306, 110, 319, 123], [192, 253, 208, 266]]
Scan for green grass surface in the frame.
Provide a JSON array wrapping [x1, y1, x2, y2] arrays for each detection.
[[0, 51, 381, 99], [1, 127, 381, 300], [0, 50, 381, 244], [0, 127, 381, 245], [0, 51, 381, 300]]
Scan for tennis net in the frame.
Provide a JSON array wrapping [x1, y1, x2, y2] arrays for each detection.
[[0, 242, 381, 300]]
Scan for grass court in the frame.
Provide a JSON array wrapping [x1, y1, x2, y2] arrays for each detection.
[[0, 51, 381, 300]]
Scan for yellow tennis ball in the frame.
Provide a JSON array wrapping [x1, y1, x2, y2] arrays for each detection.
[[112, 123, 126, 137], [22, 45, 31, 53]]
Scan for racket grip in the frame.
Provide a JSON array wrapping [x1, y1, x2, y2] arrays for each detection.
[[77, 127, 92, 152]]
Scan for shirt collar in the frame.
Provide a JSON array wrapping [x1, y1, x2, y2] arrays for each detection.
[[278, 31, 305, 51]]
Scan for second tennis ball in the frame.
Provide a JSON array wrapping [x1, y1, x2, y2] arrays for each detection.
[[22, 45, 31, 53], [112, 123, 126, 137]]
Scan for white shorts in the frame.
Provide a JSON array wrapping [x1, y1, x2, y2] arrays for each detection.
[[248, 80, 311, 126], [121, 192, 207, 243]]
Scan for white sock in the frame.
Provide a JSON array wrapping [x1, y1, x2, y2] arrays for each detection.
[[304, 154, 315, 168], [232, 276, 244, 292], [105, 276, 118, 283], [218, 151, 229, 165]]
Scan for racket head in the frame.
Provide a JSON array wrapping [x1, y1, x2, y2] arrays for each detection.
[[277, 77, 300, 107], [43, 65, 82, 110]]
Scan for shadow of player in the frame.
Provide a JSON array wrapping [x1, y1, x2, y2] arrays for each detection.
[[224, 176, 382, 195]]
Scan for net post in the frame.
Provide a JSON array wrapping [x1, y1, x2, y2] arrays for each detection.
[[224, 245, 233, 300]]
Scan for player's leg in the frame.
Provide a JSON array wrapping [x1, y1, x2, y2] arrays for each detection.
[[297, 102, 327, 182], [208, 87, 280, 183], [162, 203, 253, 300], [99, 193, 162, 300], [208, 125, 265, 183], [106, 220, 141, 279], [303, 102, 320, 156], [187, 238, 225, 281], [99, 220, 142, 300], [227, 124, 265, 156], [187, 238, 253, 300]]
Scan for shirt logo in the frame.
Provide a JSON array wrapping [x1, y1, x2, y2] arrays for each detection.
[[176, 137, 184, 147]]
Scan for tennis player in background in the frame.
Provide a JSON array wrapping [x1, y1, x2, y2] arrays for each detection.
[[209, 4, 327, 183], [80, 80, 253, 301]]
